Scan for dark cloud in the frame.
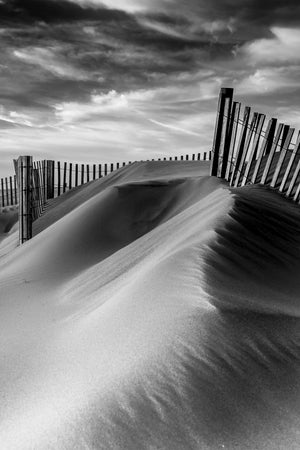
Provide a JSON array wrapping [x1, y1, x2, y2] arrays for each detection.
[[0, 0, 299, 151], [172, 0, 300, 41], [0, 0, 129, 24]]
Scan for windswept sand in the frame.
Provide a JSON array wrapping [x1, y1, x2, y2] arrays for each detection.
[[0, 161, 299, 449]]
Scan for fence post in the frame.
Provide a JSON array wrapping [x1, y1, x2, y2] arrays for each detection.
[[63, 162, 67, 193], [75, 164, 78, 187], [17, 156, 33, 245], [229, 106, 251, 186], [210, 87, 234, 177], [14, 175, 17, 204], [270, 128, 294, 188], [81, 164, 84, 185], [5, 178, 9, 206], [282, 131, 300, 195], [225, 102, 241, 181], [260, 124, 288, 185], [233, 112, 258, 187], [1, 179, 4, 207], [57, 162, 61, 196], [46, 160, 55, 199], [241, 113, 265, 186], [251, 118, 277, 184], [69, 163, 73, 190]]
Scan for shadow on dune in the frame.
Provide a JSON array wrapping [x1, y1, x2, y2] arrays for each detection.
[[204, 184, 300, 316], [199, 184, 300, 448]]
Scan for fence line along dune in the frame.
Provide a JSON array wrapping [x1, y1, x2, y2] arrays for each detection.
[[0, 159, 299, 449]]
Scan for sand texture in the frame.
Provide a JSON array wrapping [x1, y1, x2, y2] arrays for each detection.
[[0, 161, 299, 449]]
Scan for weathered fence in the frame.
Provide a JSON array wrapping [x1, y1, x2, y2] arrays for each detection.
[[0, 175, 18, 207], [10, 152, 211, 244], [1, 152, 212, 209], [211, 87, 300, 200]]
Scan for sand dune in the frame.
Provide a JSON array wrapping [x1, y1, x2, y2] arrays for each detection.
[[0, 206, 18, 243], [0, 161, 299, 449]]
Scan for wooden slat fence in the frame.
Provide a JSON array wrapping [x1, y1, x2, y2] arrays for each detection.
[[0, 175, 18, 208], [211, 87, 300, 202], [8, 152, 212, 244]]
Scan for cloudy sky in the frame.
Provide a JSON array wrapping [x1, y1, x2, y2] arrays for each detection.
[[0, 0, 300, 176]]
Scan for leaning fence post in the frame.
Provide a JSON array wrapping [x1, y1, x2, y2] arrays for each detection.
[[210, 87, 234, 177], [229, 106, 251, 186], [260, 124, 288, 185], [270, 128, 294, 188], [17, 156, 33, 245], [225, 102, 241, 181], [241, 113, 266, 186], [283, 132, 300, 196], [251, 118, 277, 184]]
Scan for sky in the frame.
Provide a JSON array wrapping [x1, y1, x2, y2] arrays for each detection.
[[1, 0, 300, 176]]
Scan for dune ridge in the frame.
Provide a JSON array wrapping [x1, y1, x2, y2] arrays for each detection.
[[0, 161, 299, 449]]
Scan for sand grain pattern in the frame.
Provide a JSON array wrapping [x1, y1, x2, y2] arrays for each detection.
[[0, 161, 299, 449]]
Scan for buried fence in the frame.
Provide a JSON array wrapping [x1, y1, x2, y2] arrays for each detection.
[[211, 87, 300, 198], [10, 152, 212, 245]]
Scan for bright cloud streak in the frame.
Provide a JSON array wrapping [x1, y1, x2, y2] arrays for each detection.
[[14, 48, 88, 80], [242, 27, 300, 64]]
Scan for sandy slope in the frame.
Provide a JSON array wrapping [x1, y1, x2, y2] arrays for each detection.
[[0, 161, 299, 449], [0, 206, 18, 243]]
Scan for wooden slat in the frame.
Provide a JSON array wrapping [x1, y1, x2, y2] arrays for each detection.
[[69, 163, 73, 190], [280, 131, 300, 193], [93, 164, 96, 180], [210, 87, 234, 176], [286, 156, 300, 198], [233, 111, 258, 187], [241, 113, 265, 186], [31, 166, 36, 221], [63, 162, 67, 193], [37, 162, 42, 215], [293, 162, 300, 201], [1, 178, 4, 206], [39, 161, 45, 206], [260, 124, 288, 185], [104, 163, 107, 176], [99, 164, 102, 177], [5, 177, 9, 205], [57, 161, 61, 196], [86, 164, 90, 183], [229, 106, 251, 186], [75, 164, 78, 187], [110, 163, 114, 173], [270, 128, 294, 188], [9, 176, 13, 205], [81, 164, 84, 185], [14, 175, 17, 204], [17, 156, 33, 244], [251, 118, 277, 184], [225, 102, 241, 180]]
